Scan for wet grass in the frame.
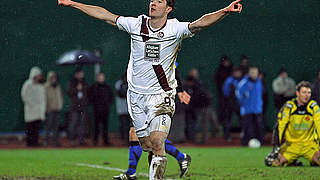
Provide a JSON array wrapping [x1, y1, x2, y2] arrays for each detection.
[[0, 147, 319, 179]]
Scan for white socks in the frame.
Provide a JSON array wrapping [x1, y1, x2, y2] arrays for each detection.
[[149, 155, 167, 180]]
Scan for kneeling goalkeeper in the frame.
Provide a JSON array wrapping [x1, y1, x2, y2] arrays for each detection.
[[265, 81, 320, 167]]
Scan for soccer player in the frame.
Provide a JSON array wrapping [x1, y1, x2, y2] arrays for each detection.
[[58, 0, 243, 178], [114, 68, 191, 180], [265, 81, 320, 167], [114, 97, 191, 180]]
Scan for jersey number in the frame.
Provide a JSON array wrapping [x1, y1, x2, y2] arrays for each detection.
[[164, 97, 171, 106]]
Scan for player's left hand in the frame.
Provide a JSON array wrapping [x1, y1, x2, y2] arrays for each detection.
[[226, 0, 242, 13], [178, 91, 191, 105]]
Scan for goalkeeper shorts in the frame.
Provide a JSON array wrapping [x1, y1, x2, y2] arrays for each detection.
[[280, 141, 319, 164]]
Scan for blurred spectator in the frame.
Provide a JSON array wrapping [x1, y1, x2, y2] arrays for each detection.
[[196, 85, 219, 144], [44, 71, 63, 147], [222, 67, 242, 142], [185, 68, 219, 144], [312, 70, 320, 104], [239, 54, 249, 76], [214, 55, 233, 125], [184, 70, 199, 142], [21, 67, 46, 147], [115, 73, 130, 145], [259, 71, 269, 130], [236, 67, 264, 145], [67, 68, 89, 146], [88, 72, 114, 146], [272, 68, 296, 113]]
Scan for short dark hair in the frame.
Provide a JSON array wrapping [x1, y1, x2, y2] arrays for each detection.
[[166, 0, 176, 8], [296, 81, 312, 92], [74, 67, 83, 74], [279, 67, 286, 74]]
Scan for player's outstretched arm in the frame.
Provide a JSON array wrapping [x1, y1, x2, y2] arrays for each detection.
[[58, 0, 119, 26], [188, 0, 242, 34]]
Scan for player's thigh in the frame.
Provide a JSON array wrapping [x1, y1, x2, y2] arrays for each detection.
[[302, 142, 319, 162], [280, 143, 300, 164], [150, 131, 167, 145]]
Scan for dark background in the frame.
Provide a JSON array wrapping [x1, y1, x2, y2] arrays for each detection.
[[1, 0, 320, 132]]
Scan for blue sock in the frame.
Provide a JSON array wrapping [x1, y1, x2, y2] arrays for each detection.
[[126, 141, 142, 175], [165, 139, 185, 162]]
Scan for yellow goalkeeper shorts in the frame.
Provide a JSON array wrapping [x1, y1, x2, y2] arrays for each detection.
[[280, 141, 319, 164]]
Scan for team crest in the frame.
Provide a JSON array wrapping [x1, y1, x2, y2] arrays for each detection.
[[157, 32, 164, 39], [305, 116, 310, 121]]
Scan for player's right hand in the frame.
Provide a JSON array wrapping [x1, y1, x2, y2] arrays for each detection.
[[178, 91, 191, 105], [58, 0, 73, 7]]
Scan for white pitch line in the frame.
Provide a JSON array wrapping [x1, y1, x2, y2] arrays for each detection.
[[75, 163, 177, 180], [76, 163, 148, 177]]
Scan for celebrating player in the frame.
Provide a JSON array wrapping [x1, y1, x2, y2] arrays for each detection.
[[58, 0, 242, 179], [265, 81, 320, 167], [114, 68, 191, 180]]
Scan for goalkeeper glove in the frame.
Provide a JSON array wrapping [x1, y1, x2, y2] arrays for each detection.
[[264, 146, 280, 167]]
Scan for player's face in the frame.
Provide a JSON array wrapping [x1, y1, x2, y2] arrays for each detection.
[[149, 0, 171, 18], [296, 87, 311, 105]]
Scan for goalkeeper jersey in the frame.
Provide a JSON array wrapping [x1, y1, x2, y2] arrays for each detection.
[[278, 99, 320, 143]]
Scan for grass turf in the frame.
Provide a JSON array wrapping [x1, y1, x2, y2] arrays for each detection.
[[0, 147, 319, 180]]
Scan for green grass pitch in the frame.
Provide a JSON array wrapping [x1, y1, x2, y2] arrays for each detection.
[[0, 147, 319, 180]]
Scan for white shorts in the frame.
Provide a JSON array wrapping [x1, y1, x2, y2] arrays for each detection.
[[127, 90, 176, 137]]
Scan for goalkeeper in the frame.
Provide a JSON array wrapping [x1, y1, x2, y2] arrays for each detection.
[[265, 81, 320, 167]]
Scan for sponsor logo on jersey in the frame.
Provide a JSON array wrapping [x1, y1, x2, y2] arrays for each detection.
[[293, 123, 309, 130], [145, 44, 160, 62]]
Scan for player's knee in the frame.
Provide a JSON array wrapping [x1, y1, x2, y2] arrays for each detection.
[[141, 144, 152, 152], [139, 137, 152, 152], [151, 140, 163, 152], [150, 135, 165, 152], [311, 151, 320, 165]]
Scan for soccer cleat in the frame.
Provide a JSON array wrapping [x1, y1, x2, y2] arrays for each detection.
[[179, 154, 191, 178], [113, 173, 137, 180]]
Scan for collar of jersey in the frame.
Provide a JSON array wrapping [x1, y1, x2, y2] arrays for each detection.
[[147, 18, 167, 33]]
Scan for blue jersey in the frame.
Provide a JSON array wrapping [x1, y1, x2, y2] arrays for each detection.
[[236, 76, 264, 116]]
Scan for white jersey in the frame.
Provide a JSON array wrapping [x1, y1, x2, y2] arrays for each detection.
[[116, 15, 193, 94]]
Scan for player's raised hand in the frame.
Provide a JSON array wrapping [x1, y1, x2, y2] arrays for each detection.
[[226, 0, 242, 13], [58, 0, 73, 7], [178, 91, 191, 105]]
